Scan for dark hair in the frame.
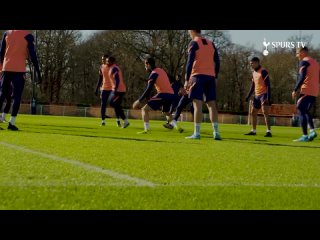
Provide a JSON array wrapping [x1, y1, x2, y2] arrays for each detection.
[[103, 54, 109, 58], [250, 57, 260, 63], [107, 56, 116, 64], [299, 46, 309, 52], [145, 57, 156, 68]]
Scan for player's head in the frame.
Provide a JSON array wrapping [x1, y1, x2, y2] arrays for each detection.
[[188, 30, 201, 39], [106, 56, 115, 67], [296, 46, 308, 60], [250, 57, 260, 70], [101, 54, 108, 64], [145, 57, 156, 72]]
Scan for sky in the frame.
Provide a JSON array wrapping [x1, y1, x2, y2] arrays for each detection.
[[81, 30, 100, 39], [228, 30, 320, 50], [80, 30, 320, 50]]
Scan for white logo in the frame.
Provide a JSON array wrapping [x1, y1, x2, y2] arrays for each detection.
[[262, 38, 306, 56], [263, 38, 270, 56]]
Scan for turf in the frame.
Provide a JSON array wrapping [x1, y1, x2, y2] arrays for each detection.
[[0, 114, 319, 209]]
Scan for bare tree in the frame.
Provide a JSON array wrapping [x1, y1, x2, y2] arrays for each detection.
[[36, 30, 81, 104], [261, 49, 297, 104], [218, 44, 253, 112]]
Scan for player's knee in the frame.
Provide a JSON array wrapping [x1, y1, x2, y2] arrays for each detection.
[[163, 112, 170, 117], [141, 105, 150, 112]]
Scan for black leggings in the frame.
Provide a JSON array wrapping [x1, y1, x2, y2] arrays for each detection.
[[0, 72, 25, 117], [100, 90, 111, 120], [108, 91, 126, 120], [173, 95, 194, 121]]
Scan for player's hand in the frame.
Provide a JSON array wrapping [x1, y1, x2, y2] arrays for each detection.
[[178, 87, 187, 96], [132, 100, 141, 109], [292, 91, 297, 100], [184, 81, 191, 94], [184, 81, 189, 89]]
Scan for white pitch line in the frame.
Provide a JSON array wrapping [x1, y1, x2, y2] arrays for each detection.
[[1, 142, 319, 189], [0, 142, 156, 187]]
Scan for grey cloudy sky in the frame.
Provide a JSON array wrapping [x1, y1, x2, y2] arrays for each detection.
[[228, 30, 320, 50], [80, 30, 320, 50]]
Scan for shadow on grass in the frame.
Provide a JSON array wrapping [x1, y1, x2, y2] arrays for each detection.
[[16, 123, 201, 145], [224, 137, 320, 149], [19, 128, 173, 143], [15, 124, 320, 148], [22, 123, 99, 130]]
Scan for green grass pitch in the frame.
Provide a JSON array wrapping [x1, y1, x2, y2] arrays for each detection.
[[0, 114, 319, 209]]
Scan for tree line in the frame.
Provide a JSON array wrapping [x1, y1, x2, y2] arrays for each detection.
[[1, 30, 319, 116]]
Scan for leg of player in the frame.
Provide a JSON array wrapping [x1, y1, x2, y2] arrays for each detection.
[[293, 97, 310, 142], [207, 100, 221, 140], [163, 101, 175, 130], [293, 102, 309, 142], [170, 95, 191, 133], [138, 104, 151, 134], [185, 99, 202, 139], [100, 90, 107, 126], [8, 73, 25, 131], [261, 102, 272, 137], [306, 97, 317, 141], [245, 104, 258, 136]]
